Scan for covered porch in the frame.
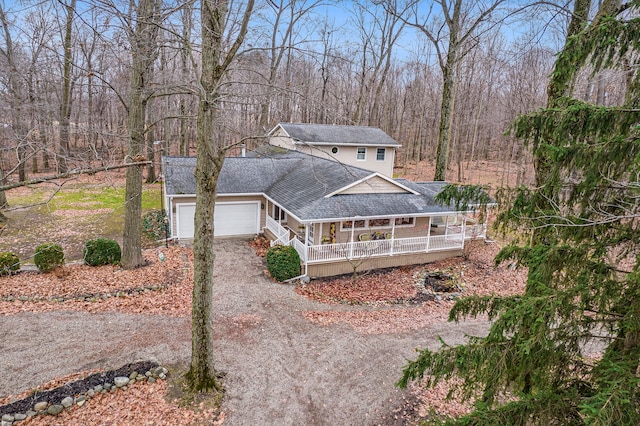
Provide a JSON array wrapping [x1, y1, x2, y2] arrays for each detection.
[[264, 211, 487, 267]]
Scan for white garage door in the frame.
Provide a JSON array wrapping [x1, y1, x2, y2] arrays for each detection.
[[176, 204, 196, 239], [175, 202, 259, 239], [214, 202, 260, 236]]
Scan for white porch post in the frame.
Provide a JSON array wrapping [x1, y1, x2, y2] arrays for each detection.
[[445, 215, 450, 237], [390, 219, 396, 255], [483, 209, 489, 238], [426, 217, 432, 252], [461, 215, 467, 248], [349, 219, 355, 258], [304, 223, 310, 264]]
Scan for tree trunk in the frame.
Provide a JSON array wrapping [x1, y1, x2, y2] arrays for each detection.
[[433, 25, 459, 181], [0, 161, 7, 210], [121, 0, 161, 270], [57, 0, 75, 174], [145, 117, 156, 183], [187, 0, 255, 392]]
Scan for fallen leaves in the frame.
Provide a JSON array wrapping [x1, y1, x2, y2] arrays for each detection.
[[248, 236, 270, 257], [0, 246, 194, 317], [296, 265, 418, 304], [19, 380, 220, 426], [300, 240, 525, 335]]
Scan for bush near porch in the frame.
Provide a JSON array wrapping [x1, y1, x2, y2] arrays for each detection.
[[265, 245, 301, 282]]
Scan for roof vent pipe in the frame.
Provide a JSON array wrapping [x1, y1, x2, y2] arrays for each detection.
[[241, 144, 246, 157]]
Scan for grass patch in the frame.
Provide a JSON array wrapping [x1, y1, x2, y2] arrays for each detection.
[[1, 183, 163, 261], [7, 185, 160, 212]]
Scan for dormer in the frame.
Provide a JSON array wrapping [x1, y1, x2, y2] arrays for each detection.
[[267, 123, 401, 177]]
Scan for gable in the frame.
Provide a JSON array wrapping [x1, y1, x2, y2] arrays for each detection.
[[325, 173, 419, 197], [339, 175, 409, 195]]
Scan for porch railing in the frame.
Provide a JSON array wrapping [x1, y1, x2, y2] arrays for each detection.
[[291, 237, 307, 262], [306, 234, 464, 263], [465, 224, 486, 239], [266, 216, 289, 247], [264, 216, 471, 264]]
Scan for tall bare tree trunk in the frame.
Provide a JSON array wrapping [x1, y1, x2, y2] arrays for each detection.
[[188, 0, 255, 392], [121, 0, 161, 269], [58, 0, 75, 174], [0, 160, 7, 212]]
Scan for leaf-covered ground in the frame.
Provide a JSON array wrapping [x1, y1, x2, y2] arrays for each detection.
[[0, 238, 525, 424], [296, 239, 526, 336], [0, 247, 193, 317]]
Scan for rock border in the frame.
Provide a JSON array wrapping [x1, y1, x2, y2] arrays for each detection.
[[0, 362, 168, 425], [1, 282, 170, 304]]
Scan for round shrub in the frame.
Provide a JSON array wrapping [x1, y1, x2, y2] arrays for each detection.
[[265, 245, 301, 282], [0, 251, 20, 276], [34, 243, 65, 272], [83, 238, 122, 266]]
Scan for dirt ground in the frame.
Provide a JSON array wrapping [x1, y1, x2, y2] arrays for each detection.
[[0, 239, 493, 425]]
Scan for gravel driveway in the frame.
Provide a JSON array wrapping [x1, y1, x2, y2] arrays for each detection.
[[0, 239, 490, 425]]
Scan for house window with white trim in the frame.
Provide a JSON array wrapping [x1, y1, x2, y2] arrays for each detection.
[[273, 205, 286, 222], [307, 224, 315, 245], [341, 219, 366, 230], [376, 148, 386, 161], [369, 218, 390, 228], [356, 147, 366, 161], [395, 217, 414, 227]]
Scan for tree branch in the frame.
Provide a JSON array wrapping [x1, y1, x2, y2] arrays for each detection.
[[0, 161, 152, 191]]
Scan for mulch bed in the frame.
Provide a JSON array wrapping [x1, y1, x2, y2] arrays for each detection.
[[0, 361, 158, 417]]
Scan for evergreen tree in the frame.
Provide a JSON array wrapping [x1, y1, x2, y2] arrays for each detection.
[[398, 1, 640, 424]]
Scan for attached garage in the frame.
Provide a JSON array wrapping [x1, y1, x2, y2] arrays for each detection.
[[175, 201, 260, 239]]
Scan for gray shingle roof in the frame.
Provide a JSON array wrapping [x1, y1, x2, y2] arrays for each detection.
[[275, 123, 401, 147], [163, 150, 458, 222]]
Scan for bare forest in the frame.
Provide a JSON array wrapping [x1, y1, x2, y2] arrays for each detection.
[[0, 0, 627, 197]]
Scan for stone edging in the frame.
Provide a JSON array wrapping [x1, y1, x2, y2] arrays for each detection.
[[1, 283, 169, 303], [0, 366, 168, 426]]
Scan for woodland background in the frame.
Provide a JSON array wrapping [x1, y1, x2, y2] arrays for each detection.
[[0, 0, 628, 193]]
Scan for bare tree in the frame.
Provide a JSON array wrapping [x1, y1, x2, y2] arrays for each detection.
[[349, 1, 404, 126], [121, 0, 162, 270], [256, 0, 323, 129], [383, 0, 509, 181], [57, 0, 76, 174], [187, 0, 255, 392]]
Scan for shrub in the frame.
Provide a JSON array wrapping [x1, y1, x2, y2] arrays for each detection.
[[142, 209, 168, 241], [34, 243, 65, 272], [265, 245, 301, 282], [83, 238, 122, 266], [0, 251, 20, 276]]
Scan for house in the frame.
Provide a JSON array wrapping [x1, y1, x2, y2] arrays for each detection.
[[162, 127, 489, 278], [267, 123, 400, 177]]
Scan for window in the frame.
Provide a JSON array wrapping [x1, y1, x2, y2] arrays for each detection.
[[376, 148, 386, 161], [307, 224, 315, 245], [395, 217, 415, 227], [341, 218, 397, 231], [341, 219, 366, 230], [273, 205, 286, 222], [331, 146, 339, 154], [356, 147, 366, 161], [369, 218, 390, 228]]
